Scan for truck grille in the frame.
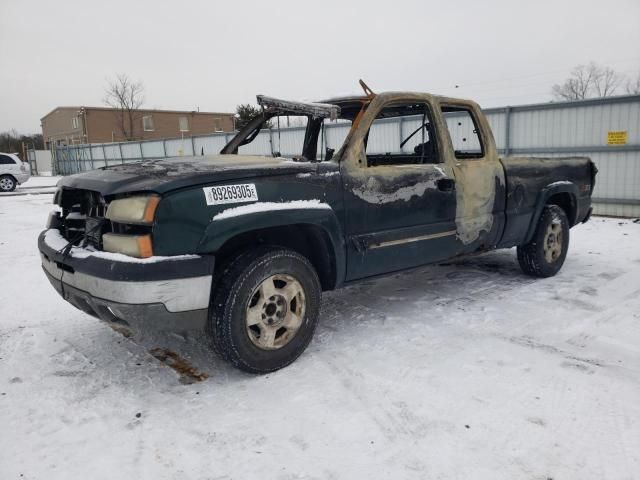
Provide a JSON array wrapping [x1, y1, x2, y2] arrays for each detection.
[[58, 188, 110, 249]]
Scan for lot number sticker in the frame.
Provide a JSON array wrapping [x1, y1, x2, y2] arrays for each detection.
[[203, 183, 259, 205], [607, 131, 627, 145]]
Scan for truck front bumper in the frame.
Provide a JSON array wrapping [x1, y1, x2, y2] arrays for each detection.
[[38, 230, 215, 332]]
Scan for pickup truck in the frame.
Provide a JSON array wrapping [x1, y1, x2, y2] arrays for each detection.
[[39, 87, 597, 373]]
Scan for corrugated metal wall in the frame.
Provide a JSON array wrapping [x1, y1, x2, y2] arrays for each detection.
[[53, 95, 640, 217], [500, 97, 640, 217]]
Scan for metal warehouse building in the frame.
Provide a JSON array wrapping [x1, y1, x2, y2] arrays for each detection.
[[482, 95, 640, 218], [51, 94, 640, 218]]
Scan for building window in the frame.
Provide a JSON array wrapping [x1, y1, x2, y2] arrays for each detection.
[[142, 115, 155, 131], [71, 117, 79, 129], [179, 116, 189, 132], [213, 118, 223, 132]]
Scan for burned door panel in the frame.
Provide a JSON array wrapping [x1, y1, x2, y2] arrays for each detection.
[[339, 95, 461, 280], [343, 164, 458, 279], [438, 104, 506, 253]]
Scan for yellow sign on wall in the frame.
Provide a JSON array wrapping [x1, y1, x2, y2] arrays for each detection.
[[607, 131, 628, 145]]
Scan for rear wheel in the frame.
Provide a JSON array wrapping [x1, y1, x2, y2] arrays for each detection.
[[0, 175, 16, 192], [207, 247, 321, 373], [517, 205, 570, 277]]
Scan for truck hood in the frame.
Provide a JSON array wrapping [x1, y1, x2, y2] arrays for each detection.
[[58, 154, 318, 196]]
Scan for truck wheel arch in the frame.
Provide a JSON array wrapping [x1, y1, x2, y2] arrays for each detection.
[[198, 210, 346, 291], [524, 183, 578, 244]]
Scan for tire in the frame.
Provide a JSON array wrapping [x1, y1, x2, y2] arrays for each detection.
[[207, 246, 321, 373], [0, 175, 17, 192], [517, 205, 570, 278]]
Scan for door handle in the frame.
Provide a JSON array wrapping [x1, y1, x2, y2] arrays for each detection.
[[437, 178, 456, 192]]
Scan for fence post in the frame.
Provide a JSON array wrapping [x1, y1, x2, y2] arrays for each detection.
[[268, 129, 274, 156], [118, 143, 124, 164], [162, 139, 167, 157], [88, 144, 94, 170], [51, 147, 57, 176], [504, 106, 512, 157], [191, 136, 196, 156], [398, 117, 405, 153], [139, 142, 144, 160], [102, 144, 108, 167]]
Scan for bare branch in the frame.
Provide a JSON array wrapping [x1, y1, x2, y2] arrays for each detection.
[[592, 64, 620, 97], [103, 74, 145, 141], [552, 62, 621, 101], [625, 71, 640, 95]]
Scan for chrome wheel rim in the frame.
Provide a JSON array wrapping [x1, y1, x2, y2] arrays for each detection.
[[245, 274, 306, 350], [543, 222, 563, 263], [0, 178, 14, 191]]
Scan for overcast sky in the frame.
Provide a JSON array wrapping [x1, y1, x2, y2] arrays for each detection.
[[1, 0, 639, 133]]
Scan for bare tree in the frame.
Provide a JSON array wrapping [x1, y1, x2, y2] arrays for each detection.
[[625, 71, 640, 95], [552, 64, 595, 100], [0, 130, 43, 153], [552, 62, 620, 101], [103, 74, 145, 141], [593, 65, 621, 97]]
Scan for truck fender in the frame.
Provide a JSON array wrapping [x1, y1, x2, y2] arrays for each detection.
[[524, 182, 578, 244], [196, 206, 346, 288]]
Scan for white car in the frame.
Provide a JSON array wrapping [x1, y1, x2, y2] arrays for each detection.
[[0, 152, 31, 192]]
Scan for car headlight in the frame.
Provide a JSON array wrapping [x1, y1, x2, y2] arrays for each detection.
[[102, 233, 153, 258], [106, 195, 160, 225]]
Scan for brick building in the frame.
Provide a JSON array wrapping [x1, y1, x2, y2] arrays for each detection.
[[41, 106, 235, 148]]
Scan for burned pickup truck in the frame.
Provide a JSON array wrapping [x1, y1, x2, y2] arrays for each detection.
[[39, 85, 596, 373]]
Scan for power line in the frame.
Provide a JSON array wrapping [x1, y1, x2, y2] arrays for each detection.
[[429, 56, 640, 93]]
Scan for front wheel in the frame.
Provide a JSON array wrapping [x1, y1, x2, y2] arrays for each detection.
[[517, 205, 570, 277], [207, 247, 321, 373]]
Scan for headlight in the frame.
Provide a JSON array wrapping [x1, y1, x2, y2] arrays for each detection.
[[106, 195, 160, 224], [102, 233, 153, 258]]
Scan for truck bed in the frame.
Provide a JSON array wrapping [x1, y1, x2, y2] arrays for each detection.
[[498, 156, 596, 248]]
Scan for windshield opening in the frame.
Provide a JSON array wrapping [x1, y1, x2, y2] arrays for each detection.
[[221, 99, 365, 161]]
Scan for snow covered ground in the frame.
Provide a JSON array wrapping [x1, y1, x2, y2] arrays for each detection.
[[1, 193, 639, 480], [20, 175, 61, 188]]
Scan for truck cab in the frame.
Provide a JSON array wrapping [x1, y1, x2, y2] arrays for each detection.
[[328, 92, 506, 278]]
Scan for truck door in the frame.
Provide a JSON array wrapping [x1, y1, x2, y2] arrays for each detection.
[[438, 103, 506, 253], [341, 96, 460, 280]]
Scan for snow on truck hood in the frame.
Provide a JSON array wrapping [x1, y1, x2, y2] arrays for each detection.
[[57, 154, 317, 196]]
